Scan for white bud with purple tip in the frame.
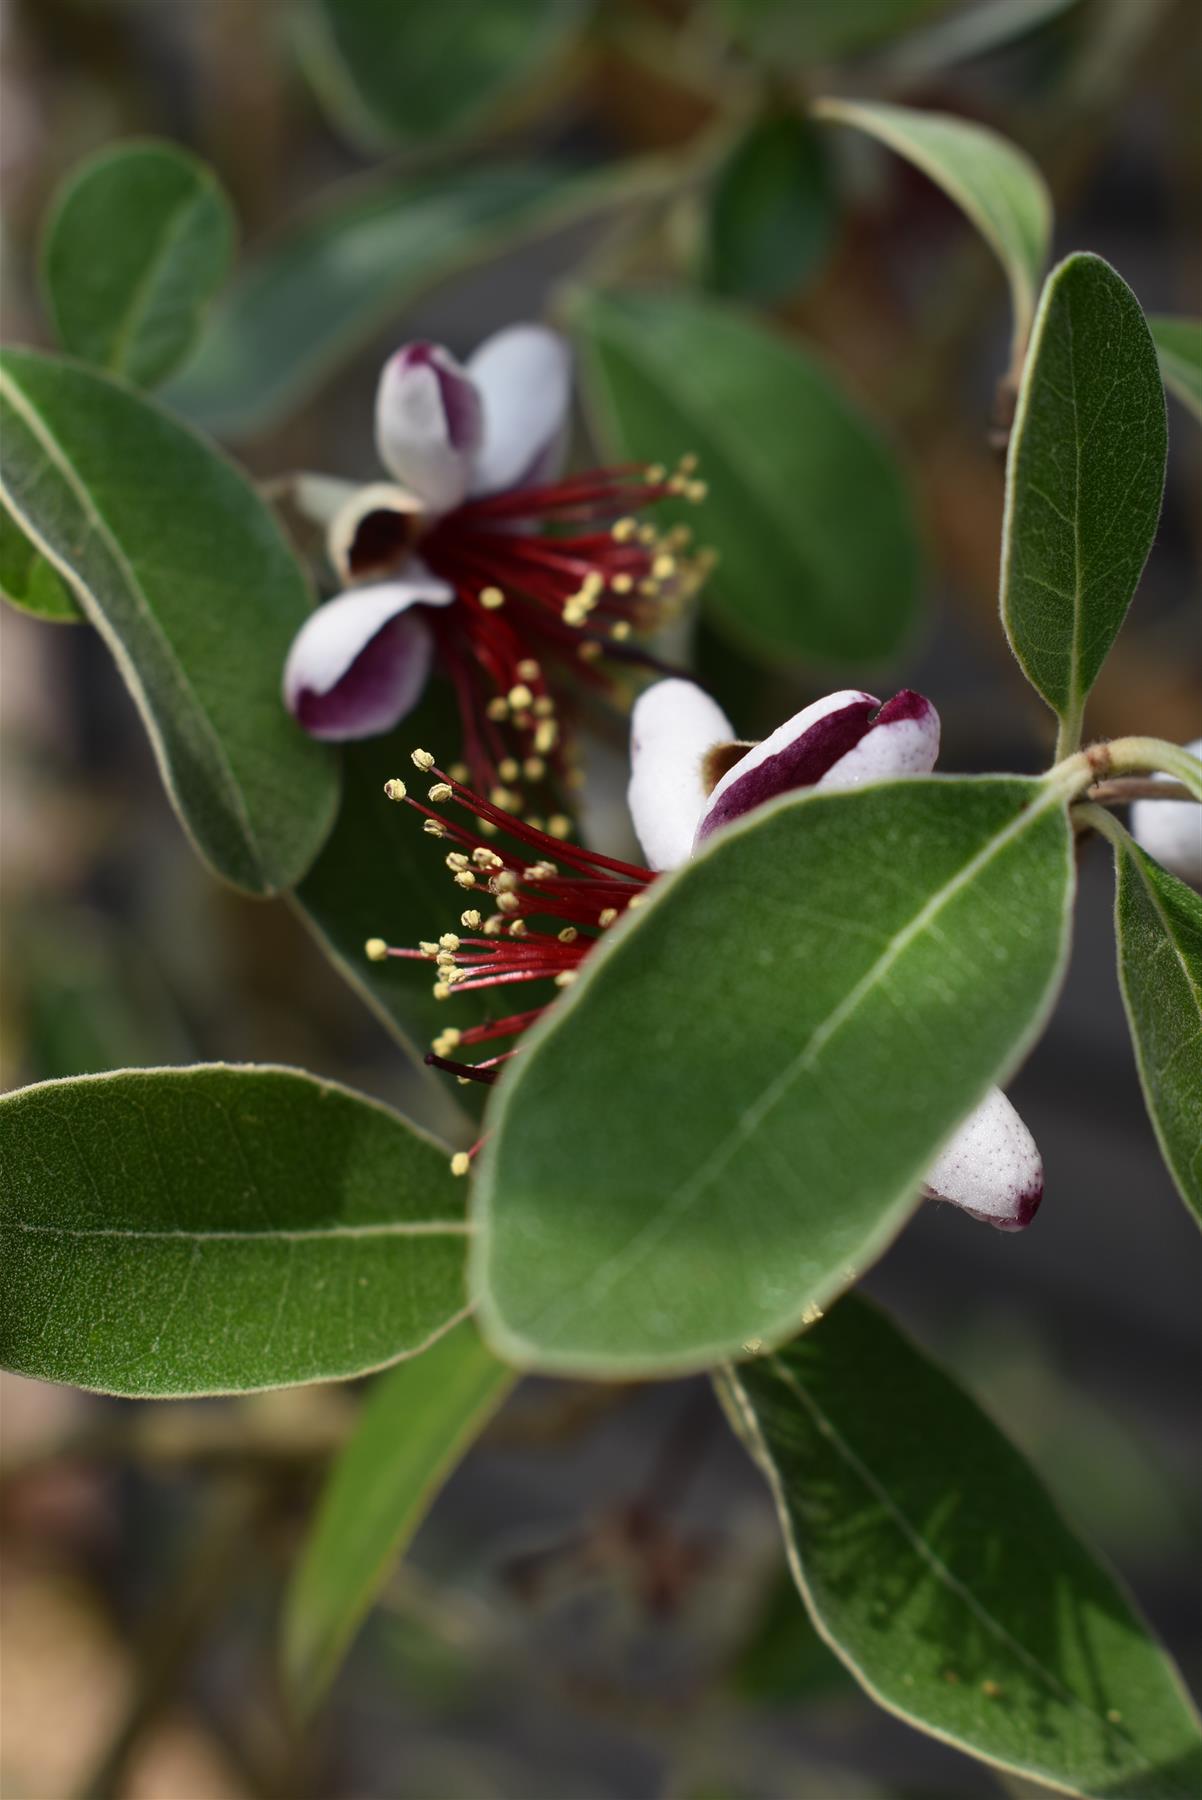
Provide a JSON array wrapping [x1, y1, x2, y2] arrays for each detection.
[[1129, 738, 1202, 888], [375, 342, 484, 515]]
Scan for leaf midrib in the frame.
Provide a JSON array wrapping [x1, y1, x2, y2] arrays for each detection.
[[7, 1218, 469, 1242]]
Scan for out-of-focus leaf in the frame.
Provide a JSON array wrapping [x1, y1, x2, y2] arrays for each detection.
[[295, 0, 586, 151], [41, 140, 234, 390], [1000, 254, 1167, 743], [472, 777, 1074, 1376], [883, 0, 1081, 80], [719, 1297, 1202, 1798], [572, 288, 920, 664], [0, 498, 82, 622], [705, 112, 836, 302], [283, 1318, 513, 1713], [0, 349, 339, 895], [813, 97, 1051, 360], [734, 1573, 852, 1704], [1148, 316, 1202, 422], [0, 1065, 469, 1397], [166, 163, 626, 440], [719, 0, 955, 62], [1110, 835, 1202, 1223]]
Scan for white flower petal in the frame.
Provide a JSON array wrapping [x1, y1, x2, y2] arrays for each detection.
[[375, 342, 483, 514], [819, 690, 941, 790], [467, 325, 572, 498], [327, 481, 424, 586], [696, 690, 878, 847], [628, 679, 735, 871], [282, 570, 452, 741], [1129, 738, 1202, 888], [922, 1088, 1043, 1231]]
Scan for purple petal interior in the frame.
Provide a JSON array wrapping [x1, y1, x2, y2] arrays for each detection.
[[696, 698, 878, 842], [294, 610, 432, 740]]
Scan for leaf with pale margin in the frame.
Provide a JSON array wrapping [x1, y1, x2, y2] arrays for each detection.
[[472, 777, 1074, 1376], [718, 1297, 1202, 1799], [0, 498, 82, 622], [1110, 836, 1202, 1224], [0, 349, 338, 895], [813, 98, 1051, 360], [1148, 317, 1202, 423], [0, 1066, 469, 1397], [1000, 254, 1167, 735], [166, 163, 626, 440], [283, 1318, 512, 1713], [295, 0, 585, 152], [42, 140, 234, 390], [571, 287, 920, 664]]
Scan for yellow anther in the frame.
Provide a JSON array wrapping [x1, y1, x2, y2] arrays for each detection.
[[491, 786, 519, 811], [610, 620, 631, 641], [498, 757, 520, 783], [486, 697, 509, 722], [627, 892, 647, 909], [480, 585, 505, 609], [525, 860, 558, 881], [652, 553, 675, 580], [522, 756, 546, 781], [428, 782, 453, 803], [611, 572, 633, 594], [492, 869, 519, 892], [454, 870, 477, 889], [419, 939, 440, 957], [450, 1152, 471, 1177], [678, 452, 699, 473], [637, 523, 657, 545], [423, 818, 446, 837], [535, 719, 558, 754], [433, 1029, 461, 1055], [439, 932, 460, 952], [562, 597, 589, 626], [483, 915, 504, 936], [612, 517, 637, 542], [558, 926, 578, 944], [449, 761, 469, 782], [508, 683, 534, 710], [411, 749, 435, 772], [686, 480, 707, 502], [525, 815, 544, 832], [364, 937, 389, 961], [646, 462, 666, 482], [383, 777, 407, 802], [581, 571, 604, 598], [555, 969, 578, 988], [577, 641, 602, 662], [433, 981, 451, 1000], [446, 852, 470, 871], [598, 907, 618, 928], [533, 695, 555, 717], [471, 846, 503, 869], [461, 909, 482, 929], [508, 918, 528, 938], [496, 892, 520, 915], [516, 658, 541, 681], [548, 815, 572, 839]]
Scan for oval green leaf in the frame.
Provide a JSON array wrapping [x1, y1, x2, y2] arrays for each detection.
[[0, 349, 339, 895], [571, 288, 921, 664], [718, 1297, 1202, 1798], [813, 98, 1051, 361], [0, 1065, 470, 1397], [720, 0, 954, 62], [283, 1318, 513, 1714], [41, 139, 234, 390], [1000, 253, 1168, 745], [473, 776, 1075, 1376], [1148, 316, 1202, 423], [0, 497, 83, 622], [1110, 835, 1202, 1224], [166, 164, 617, 440], [705, 112, 836, 302], [295, 0, 585, 152]]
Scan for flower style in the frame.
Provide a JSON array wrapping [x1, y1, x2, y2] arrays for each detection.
[[369, 678, 1044, 1232], [281, 325, 709, 800], [1129, 736, 1202, 888]]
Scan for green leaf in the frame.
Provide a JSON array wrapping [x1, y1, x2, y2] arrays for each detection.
[[705, 112, 836, 303], [473, 776, 1074, 1376], [718, 1297, 1202, 1798], [0, 349, 339, 895], [571, 288, 920, 664], [1148, 316, 1202, 423], [1000, 254, 1168, 743], [883, 0, 1082, 82], [166, 164, 619, 440], [1110, 836, 1202, 1224], [41, 139, 234, 390], [813, 98, 1051, 360], [720, 0, 955, 62], [0, 1065, 469, 1397], [283, 1318, 512, 1713], [0, 498, 83, 622], [295, 0, 585, 152]]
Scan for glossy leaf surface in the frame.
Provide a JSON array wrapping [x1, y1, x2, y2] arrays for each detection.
[[283, 1319, 512, 1712], [572, 288, 920, 664], [1001, 254, 1167, 735], [0, 1066, 468, 1396], [0, 349, 338, 894], [474, 777, 1074, 1375], [719, 1297, 1202, 1798], [42, 139, 234, 389]]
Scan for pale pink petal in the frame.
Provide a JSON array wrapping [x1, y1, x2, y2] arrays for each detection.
[[628, 679, 735, 871], [1129, 738, 1202, 888], [375, 342, 483, 514], [922, 1088, 1043, 1231], [282, 570, 452, 741], [467, 325, 572, 497]]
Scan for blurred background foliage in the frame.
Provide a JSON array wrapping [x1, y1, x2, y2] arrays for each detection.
[[1, 0, 1199, 1794]]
